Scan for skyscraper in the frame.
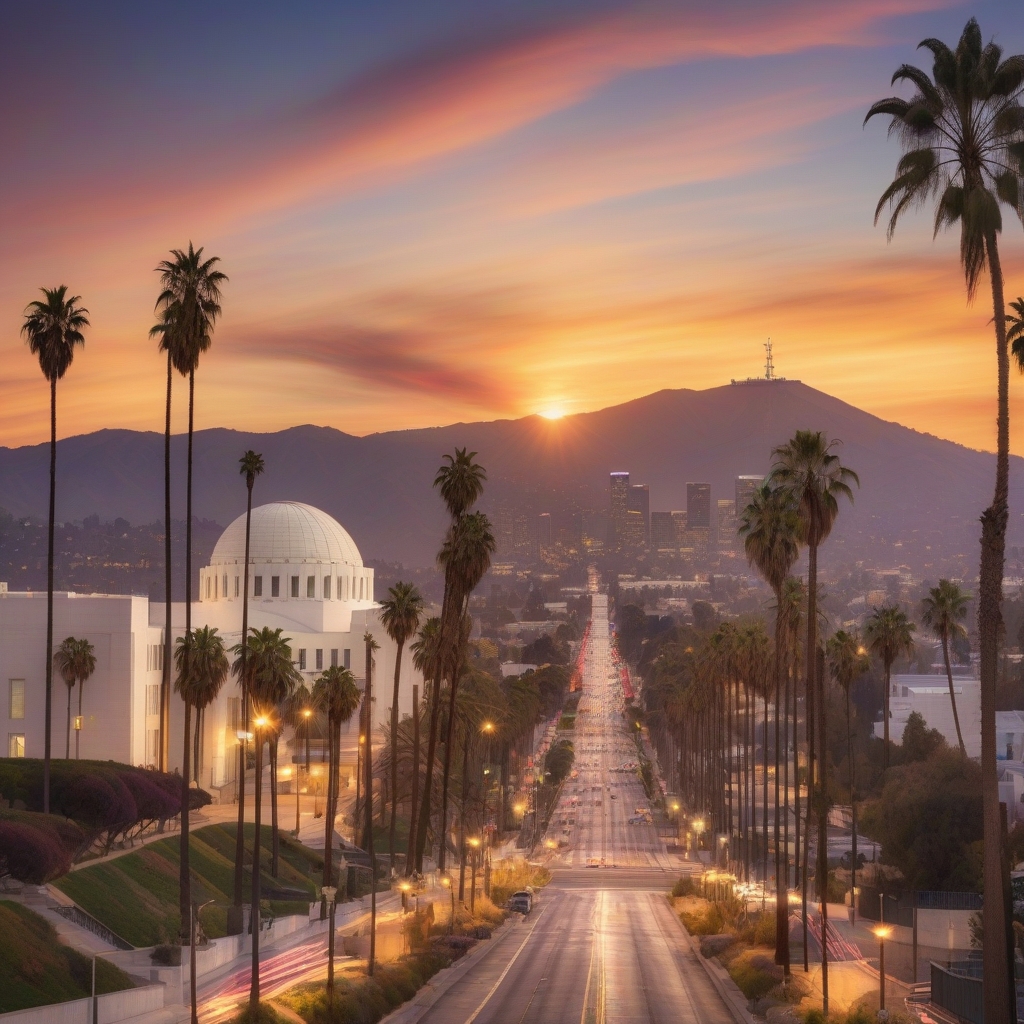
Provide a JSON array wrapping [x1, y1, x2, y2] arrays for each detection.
[[686, 482, 711, 530], [735, 475, 762, 516], [717, 499, 737, 551], [537, 512, 552, 547], [610, 471, 629, 544], [651, 511, 676, 550], [628, 484, 650, 546]]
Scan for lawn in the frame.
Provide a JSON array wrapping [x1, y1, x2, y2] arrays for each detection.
[[0, 901, 135, 1013], [54, 823, 323, 947]]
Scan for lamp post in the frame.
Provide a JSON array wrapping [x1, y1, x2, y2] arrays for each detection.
[[303, 707, 312, 771], [289, 765, 300, 835], [872, 925, 892, 1012], [189, 898, 216, 1024], [693, 817, 706, 859], [399, 881, 411, 914], [441, 874, 454, 934], [468, 837, 480, 915], [321, 885, 338, 1005]]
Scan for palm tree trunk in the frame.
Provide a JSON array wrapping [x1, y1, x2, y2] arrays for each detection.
[[763, 680, 769, 891], [809, 543, 828, 1013], [791, 640, 800, 891], [980, 230, 1013, 1024], [249, 729, 263, 1011], [66, 685, 72, 760], [406, 684, 420, 877], [270, 737, 280, 877], [76, 682, 83, 760], [847, 688, 857, 921], [883, 662, 891, 769], [459, 725, 470, 901], [231, 480, 254, 929], [322, 716, 334, 920], [161, 353, 172, 774], [193, 707, 202, 784], [802, 581, 814, 973], [438, 616, 469, 873], [389, 640, 405, 877], [179, 701, 192, 944], [185, 369, 194, 639], [773, 590, 790, 974], [942, 636, 967, 755], [43, 377, 56, 814], [415, 671, 444, 872], [365, 639, 376, 977]]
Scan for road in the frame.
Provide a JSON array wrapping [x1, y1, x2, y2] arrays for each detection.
[[416, 592, 735, 1024]]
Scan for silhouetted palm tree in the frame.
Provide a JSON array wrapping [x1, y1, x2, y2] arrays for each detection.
[[409, 617, 441, 875], [22, 286, 89, 813], [867, 26, 1024, 1014], [174, 626, 228, 955], [864, 605, 916, 768], [770, 430, 857, 1011], [379, 582, 424, 875], [231, 450, 264, 930], [922, 580, 970, 755], [53, 638, 79, 760], [740, 482, 800, 975]]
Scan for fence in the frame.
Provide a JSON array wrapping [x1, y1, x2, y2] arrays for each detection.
[[0, 983, 165, 1024], [52, 906, 133, 951], [931, 961, 984, 1024], [859, 887, 982, 925]]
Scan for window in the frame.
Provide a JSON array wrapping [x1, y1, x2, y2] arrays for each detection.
[[307, 575, 315, 598], [206, 576, 212, 599], [343, 649, 351, 670], [324, 577, 331, 600], [291, 576, 299, 598], [315, 649, 323, 670], [254, 576, 263, 597], [359, 577, 364, 600], [146, 729, 159, 766], [298, 649, 307, 670], [341, 576, 348, 601], [9, 680, 25, 720], [331, 649, 338, 668], [228, 697, 240, 732], [146, 684, 160, 717], [234, 576, 240, 597], [147, 645, 163, 672], [8, 734, 25, 758], [271, 576, 280, 597]]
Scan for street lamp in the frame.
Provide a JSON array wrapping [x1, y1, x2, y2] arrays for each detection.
[[189, 898, 216, 1024], [440, 874, 455, 934], [322, 885, 338, 1004], [399, 881, 411, 914], [872, 925, 893, 1011], [302, 707, 312, 771], [468, 838, 481, 914]]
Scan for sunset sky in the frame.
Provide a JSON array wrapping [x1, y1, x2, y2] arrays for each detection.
[[3, 0, 1024, 452]]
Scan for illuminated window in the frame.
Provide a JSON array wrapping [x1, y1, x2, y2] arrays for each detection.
[[8, 734, 25, 758], [9, 680, 25, 720]]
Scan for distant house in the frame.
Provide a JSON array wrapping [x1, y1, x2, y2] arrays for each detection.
[[873, 674, 981, 758]]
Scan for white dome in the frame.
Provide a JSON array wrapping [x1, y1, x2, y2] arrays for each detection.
[[210, 502, 363, 566]]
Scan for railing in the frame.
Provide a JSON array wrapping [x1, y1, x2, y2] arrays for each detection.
[[859, 887, 982, 922], [53, 905, 133, 950], [931, 961, 984, 1024]]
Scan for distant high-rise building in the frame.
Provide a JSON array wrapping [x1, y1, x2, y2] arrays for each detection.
[[495, 503, 514, 555], [717, 499, 737, 551], [610, 472, 630, 544], [735, 475, 762, 516], [651, 511, 676, 550], [537, 512, 552, 547], [686, 483, 711, 530], [671, 510, 688, 542], [621, 510, 646, 551], [627, 484, 650, 546]]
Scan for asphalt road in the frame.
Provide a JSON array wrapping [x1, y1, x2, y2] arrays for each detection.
[[417, 593, 734, 1024]]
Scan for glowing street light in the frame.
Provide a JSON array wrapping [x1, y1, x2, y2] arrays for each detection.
[[873, 925, 893, 1010]]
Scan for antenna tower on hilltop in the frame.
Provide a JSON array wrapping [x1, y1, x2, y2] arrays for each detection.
[[764, 338, 774, 381]]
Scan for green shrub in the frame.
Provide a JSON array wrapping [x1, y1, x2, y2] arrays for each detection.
[[229, 1003, 284, 1024], [753, 912, 776, 946], [680, 902, 725, 935], [729, 952, 783, 1001]]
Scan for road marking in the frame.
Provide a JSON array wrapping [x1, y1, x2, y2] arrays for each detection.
[[463, 905, 548, 1024]]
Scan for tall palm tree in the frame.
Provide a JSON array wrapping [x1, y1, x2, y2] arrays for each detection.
[[232, 626, 297, 1011], [740, 482, 800, 974], [770, 430, 857, 1012], [826, 630, 869, 919], [173, 627, 228, 950], [866, 25, 1024, 1017], [312, 664, 360, 1003], [379, 582, 424, 876], [409, 618, 441, 875], [230, 450, 264, 931], [364, 632, 380, 976], [72, 639, 95, 761], [864, 605, 916, 769], [283, 683, 318, 774], [21, 286, 89, 813], [437, 513, 496, 872], [415, 450, 487, 872], [53, 638, 79, 760], [921, 580, 970, 755], [152, 244, 227, 736]]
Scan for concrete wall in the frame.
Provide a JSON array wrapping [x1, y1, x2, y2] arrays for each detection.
[[0, 984, 165, 1024]]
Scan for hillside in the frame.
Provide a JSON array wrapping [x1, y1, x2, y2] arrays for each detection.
[[0, 382, 1020, 569]]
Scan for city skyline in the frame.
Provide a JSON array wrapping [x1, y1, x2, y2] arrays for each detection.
[[3, 1, 1024, 453]]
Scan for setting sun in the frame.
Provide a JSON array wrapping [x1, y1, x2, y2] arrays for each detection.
[[539, 408, 565, 420]]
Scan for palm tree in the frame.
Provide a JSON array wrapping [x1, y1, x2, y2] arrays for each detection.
[[866, 26, 1024, 1017], [921, 580, 970, 755], [72, 639, 95, 761], [53, 638, 79, 760], [364, 632, 380, 975], [409, 617, 441, 875], [283, 683, 318, 774], [230, 450, 265, 931], [864, 605, 916, 769], [740, 482, 800, 975], [152, 244, 227, 726], [770, 430, 857, 1012], [379, 582, 424, 876], [826, 630, 869, 919], [313, 664, 359, 1005], [21, 286, 89, 813], [415, 450, 487, 873], [173, 627, 228, 949]]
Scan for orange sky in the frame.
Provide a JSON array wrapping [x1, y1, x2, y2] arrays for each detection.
[[2, 0, 1024, 453]]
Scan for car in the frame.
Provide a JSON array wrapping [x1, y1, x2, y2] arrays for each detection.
[[509, 890, 533, 914]]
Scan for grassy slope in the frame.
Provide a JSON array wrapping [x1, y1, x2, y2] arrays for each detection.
[[54, 823, 323, 947], [0, 901, 135, 1013]]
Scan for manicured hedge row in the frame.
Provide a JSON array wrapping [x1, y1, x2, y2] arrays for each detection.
[[0, 810, 88, 884]]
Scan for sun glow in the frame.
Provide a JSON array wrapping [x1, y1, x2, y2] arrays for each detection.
[[539, 407, 565, 420]]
